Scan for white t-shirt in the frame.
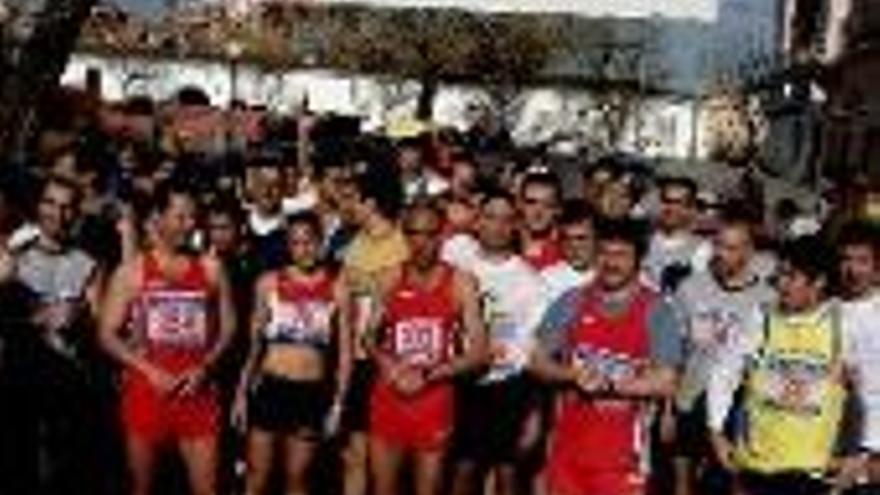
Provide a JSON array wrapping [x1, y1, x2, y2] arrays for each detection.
[[469, 253, 548, 383], [441, 233, 481, 272], [843, 291, 880, 451], [282, 190, 318, 215], [248, 209, 284, 237], [644, 231, 711, 286], [541, 261, 594, 306]]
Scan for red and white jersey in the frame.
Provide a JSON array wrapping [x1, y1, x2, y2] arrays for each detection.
[[132, 252, 215, 372], [554, 283, 658, 473], [382, 264, 459, 369], [263, 269, 336, 348]]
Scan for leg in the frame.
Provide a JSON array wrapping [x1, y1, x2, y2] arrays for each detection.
[[244, 429, 275, 495], [413, 449, 445, 495], [369, 435, 405, 495], [283, 434, 318, 495], [673, 457, 694, 495], [495, 464, 518, 495], [179, 435, 219, 495], [343, 432, 369, 495], [451, 460, 480, 495], [125, 434, 157, 495]]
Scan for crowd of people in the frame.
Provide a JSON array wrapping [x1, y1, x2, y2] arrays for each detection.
[[0, 89, 877, 495]]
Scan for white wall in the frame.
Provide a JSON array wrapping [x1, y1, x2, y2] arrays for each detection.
[[63, 52, 706, 159]]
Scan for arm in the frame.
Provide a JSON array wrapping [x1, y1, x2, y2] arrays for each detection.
[[529, 342, 579, 385], [83, 265, 105, 322], [332, 275, 353, 404], [611, 363, 678, 400], [202, 258, 237, 375], [611, 297, 684, 400], [235, 274, 272, 397], [529, 288, 582, 385], [427, 271, 487, 382], [98, 260, 163, 379], [706, 309, 760, 433]]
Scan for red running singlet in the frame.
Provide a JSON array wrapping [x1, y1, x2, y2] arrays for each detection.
[[121, 253, 220, 443], [522, 237, 563, 271], [545, 283, 657, 495], [370, 264, 459, 451]]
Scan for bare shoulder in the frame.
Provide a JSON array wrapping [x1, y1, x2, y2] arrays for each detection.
[[104, 255, 144, 301], [199, 254, 228, 288], [254, 271, 277, 294]]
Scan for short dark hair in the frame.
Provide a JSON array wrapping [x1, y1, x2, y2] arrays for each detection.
[[480, 186, 517, 210], [779, 235, 835, 283], [596, 217, 649, 260], [41, 174, 82, 205], [151, 180, 195, 216], [313, 145, 352, 179], [403, 199, 443, 227], [286, 209, 323, 238], [207, 196, 244, 226], [584, 156, 618, 179], [520, 171, 561, 202], [355, 162, 404, 221], [838, 220, 880, 254], [658, 176, 698, 202], [719, 202, 759, 241], [559, 200, 595, 228]]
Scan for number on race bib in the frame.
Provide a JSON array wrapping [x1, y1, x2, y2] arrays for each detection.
[[145, 292, 208, 348], [395, 318, 443, 366]]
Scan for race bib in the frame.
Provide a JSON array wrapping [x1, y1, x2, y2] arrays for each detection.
[[691, 310, 738, 350], [394, 317, 444, 366], [758, 355, 828, 415], [271, 299, 334, 345], [571, 344, 635, 381], [144, 291, 208, 348]]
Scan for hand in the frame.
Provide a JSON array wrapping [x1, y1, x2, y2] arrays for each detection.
[[659, 406, 677, 446], [174, 366, 209, 397], [832, 455, 868, 490], [572, 365, 606, 394], [393, 366, 427, 396], [518, 408, 543, 452], [610, 371, 648, 398], [35, 302, 76, 333], [324, 400, 343, 437], [425, 363, 455, 383], [710, 431, 737, 473], [142, 364, 179, 396], [231, 388, 248, 431]]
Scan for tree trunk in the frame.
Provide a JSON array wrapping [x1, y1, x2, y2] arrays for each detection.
[[415, 73, 437, 121], [0, 0, 97, 163]]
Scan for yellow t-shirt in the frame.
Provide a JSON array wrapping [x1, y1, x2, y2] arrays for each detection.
[[737, 304, 845, 475], [343, 227, 409, 285], [342, 226, 409, 357]]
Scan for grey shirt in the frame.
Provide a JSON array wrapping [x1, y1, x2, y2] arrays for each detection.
[[15, 240, 96, 303], [675, 267, 774, 411]]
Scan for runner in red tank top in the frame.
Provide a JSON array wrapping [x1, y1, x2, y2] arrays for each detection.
[[369, 202, 487, 495], [530, 219, 683, 495], [100, 184, 236, 495]]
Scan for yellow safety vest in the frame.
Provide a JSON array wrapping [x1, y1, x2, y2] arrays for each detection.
[[736, 303, 845, 474]]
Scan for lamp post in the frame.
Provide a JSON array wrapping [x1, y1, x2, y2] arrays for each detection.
[[226, 39, 243, 107], [225, 40, 243, 161]]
